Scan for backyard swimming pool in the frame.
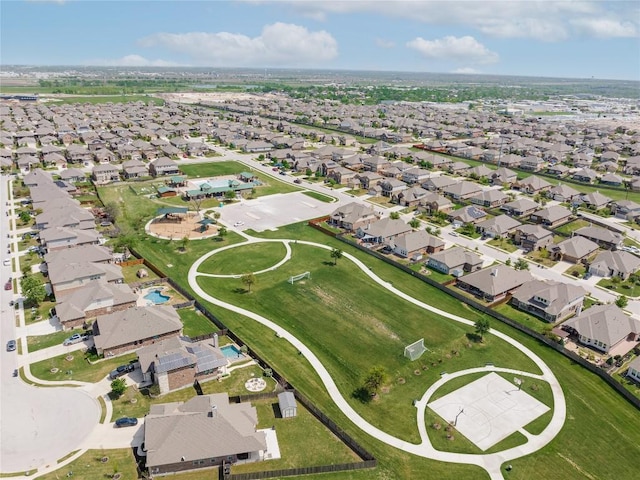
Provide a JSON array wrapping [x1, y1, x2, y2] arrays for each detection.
[[144, 289, 170, 305], [221, 345, 242, 358]]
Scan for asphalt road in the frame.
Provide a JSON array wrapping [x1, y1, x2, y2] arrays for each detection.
[[0, 175, 99, 474]]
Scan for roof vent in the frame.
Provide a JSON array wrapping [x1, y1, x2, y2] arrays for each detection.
[[491, 268, 498, 277]]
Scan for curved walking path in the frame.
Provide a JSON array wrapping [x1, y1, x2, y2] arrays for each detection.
[[189, 236, 566, 480]]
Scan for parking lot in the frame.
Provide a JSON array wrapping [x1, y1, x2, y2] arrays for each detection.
[[220, 191, 338, 232]]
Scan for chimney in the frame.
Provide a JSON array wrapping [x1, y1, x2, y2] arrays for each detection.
[[491, 268, 498, 277], [210, 405, 217, 418], [213, 333, 218, 348]]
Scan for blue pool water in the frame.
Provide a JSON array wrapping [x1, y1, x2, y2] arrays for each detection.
[[144, 289, 170, 305], [221, 345, 242, 358]]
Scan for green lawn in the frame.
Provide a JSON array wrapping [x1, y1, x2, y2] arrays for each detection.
[[115, 223, 640, 480], [119, 262, 160, 284], [30, 352, 138, 383], [179, 161, 301, 196], [487, 237, 519, 253], [178, 307, 219, 337], [597, 277, 640, 297], [554, 219, 590, 236], [525, 249, 557, 267], [302, 190, 336, 203], [232, 397, 360, 474], [492, 302, 551, 333], [196, 241, 540, 444], [198, 241, 287, 276], [27, 329, 85, 353], [23, 298, 56, 325], [34, 449, 138, 480]]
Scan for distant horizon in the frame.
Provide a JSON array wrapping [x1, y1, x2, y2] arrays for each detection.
[[1, 1, 638, 81], [2, 64, 638, 85]]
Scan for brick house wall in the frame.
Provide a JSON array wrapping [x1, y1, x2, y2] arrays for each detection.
[[99, 329, 181, 357], [60, 301, 136, 330]]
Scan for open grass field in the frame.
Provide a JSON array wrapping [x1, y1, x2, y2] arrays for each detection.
[[34, 449, 138, 480], [598, 277, 640, 297], [196, 241, 541, 445], [177, 307, 219, 337], [30, 352, 138, 383], [198, 241, 287, 276], [188, 221, 640, 480], [179, 161, 301, 196]]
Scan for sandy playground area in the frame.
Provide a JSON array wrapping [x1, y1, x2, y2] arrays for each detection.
[[148, 211, 218, 240]]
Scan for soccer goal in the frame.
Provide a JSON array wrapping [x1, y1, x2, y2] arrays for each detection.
[[404, 338, 428, 361], [288, 272, 311, 284]]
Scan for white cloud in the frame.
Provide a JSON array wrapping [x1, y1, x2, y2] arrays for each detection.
[[407, 36, 499, 65], [86, 55, 180, 67], [375, 38, 396, 49], [571, 18, 638, 38], [272, 0, 639, 41], [453, 67, 481, 74], [139, 23, 338, 67]]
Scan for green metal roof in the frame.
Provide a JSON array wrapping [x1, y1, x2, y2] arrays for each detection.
[[156, 207, 188, 215]]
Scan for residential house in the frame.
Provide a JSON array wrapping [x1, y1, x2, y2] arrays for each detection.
[[449, 205, 487, 225], [600, 173, 623, 187], [513, 225, 554, 252], [514, 175, 552, 194], [328, 202, 380, 232], [572, 168, 599, 183], [520, 156, 545, 171], [92, 305, 183, 356], [55, 282, 137, 329], [327, 166, 357, 185], [59, 168, 86, 184], [390, 230, 445, 258], [511, 280, 586, 323], [144, 394, 267, 476], [456, 265, 533, 302], [574, 226, 623, 250], [563, 304, 640, 354], [548, 184, 580, 203], [401, 167, 431, 185], [137, 336, 228, 394], [470, 189, 509, 208], [47, 261, 124, 296], [379, 178, 408, 198], [448, 161, 470, 175], [612, 200, 640, 220], [35, 206, 95, 231], [530, 205, 572, 227], [626, 356, 640, 382], [92, 164, 120, 184], [577, 192, 612, 211], [44, 244, 114, 265], [122, 159, 149, 179], [491, 166, 518, 186], [546, 164, 570, 177], [427, 246, 483, 275], [501, 198, 539, 217], [588, 250, 640, 280], [443, 181, 482, 201], [150, 157, 180, 177], [356, 217, 412, 244], [356, 171, 384, 190], [475, 215, 522, 239], [467, 165, 494, 179], [39, 227, 101, 253], [421, 176, 458, 192], [417, 192, 453, 214], [552, 236, 599, 263], [393, 185, 430, 206]]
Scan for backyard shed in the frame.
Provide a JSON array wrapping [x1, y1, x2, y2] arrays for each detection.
[[278, 391, 297, 418]]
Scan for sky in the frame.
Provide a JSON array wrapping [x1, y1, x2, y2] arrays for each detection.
[[1, 0, 639, 80]]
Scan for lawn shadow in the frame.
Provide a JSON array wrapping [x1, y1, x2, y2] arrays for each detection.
[[270, 402, 282, 419], [232, 287, 249, 294], [352, 387, 373, 403], [321, 261, 336, 266], [465, 332, 484, 343]]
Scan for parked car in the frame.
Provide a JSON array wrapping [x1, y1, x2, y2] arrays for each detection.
[[109, 363, 135, 380], [6, 340, 16, 352], [293, 179, 302, 184], [63, 333, 88, 346], [114, 417, 138, 428], [3, 258, 10, 266], [4, 280, 11, 290]]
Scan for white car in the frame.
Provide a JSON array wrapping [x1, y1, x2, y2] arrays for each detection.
[[233, 221, 245, 227]]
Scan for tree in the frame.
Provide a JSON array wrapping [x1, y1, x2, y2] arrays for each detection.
[[330, 248, 343, 265], [474, 318, 491, 342], [21, 275, 46, 306], [409, 218, 421, 229], [390, 211, 400, 220], [213, 211, 221, 220], [224, 190, 236, 202], [514, 258, 530, 271], [615, 295, 628, 309], [217, 226, 227, 238], [363, 366, 388, 397], [179, 235, 189, 252], [103, 202, 120, 222], [241, 273, 256, 293], [110, 379, 127, 399]]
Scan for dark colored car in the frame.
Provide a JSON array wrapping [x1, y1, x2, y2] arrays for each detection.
[[293, 179, 302, 184], [114, 417, 138, 428], [109, 363, 135, 380], [4, 280, 11, 290], [6, 340, 16, 352]]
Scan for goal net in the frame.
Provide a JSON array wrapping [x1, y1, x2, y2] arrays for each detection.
[[288, 272, 311, 284], [404, 338, 427, 361]]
